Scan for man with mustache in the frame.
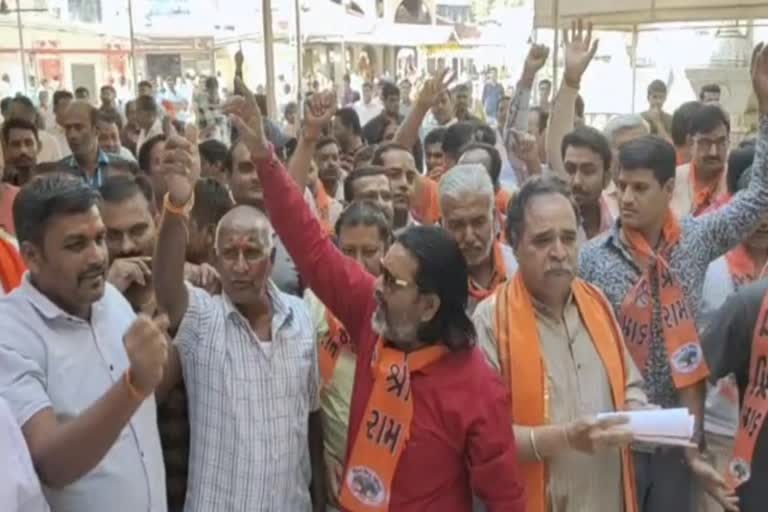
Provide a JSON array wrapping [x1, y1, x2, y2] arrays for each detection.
[[2, 118, 40, 187], [343, 166, 395, 224], [0, 173, 169, 512], [58, 100, 116, 188], [371, 142, 420, 231], [312, 137, 345, 230], [438, 164, 517, 314], [672, 105, 731, 217], [473, 176, 645, 512], [228, 81, 526, 510]]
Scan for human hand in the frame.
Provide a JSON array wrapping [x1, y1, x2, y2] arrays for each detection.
[[124, 314, 170, 397], [107, 257, 152, 292], [523, 44, 550, 81], [751, 42, 768, 114], [303, 90, 337, 142], [160, 123, 201, 206], [688, 452, 740, 512], [223, 77, 271, 160], [184, 262, 221, 295], [565, 415, 633, 454], [416, 67, 456, 109], [563, 19, 599, 88]]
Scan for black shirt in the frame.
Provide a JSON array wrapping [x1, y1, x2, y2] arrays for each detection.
[[702, 278, 768, 511]]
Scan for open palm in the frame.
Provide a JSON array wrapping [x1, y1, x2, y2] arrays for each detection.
[[304, 91, 337, 141], [563, 19, 599, 87], [222, 77, 271, 160]]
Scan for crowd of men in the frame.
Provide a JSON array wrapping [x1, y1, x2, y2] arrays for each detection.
[[2, 19, 768, 512]]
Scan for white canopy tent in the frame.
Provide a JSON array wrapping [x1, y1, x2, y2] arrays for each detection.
[[533, 0, 768, 113]]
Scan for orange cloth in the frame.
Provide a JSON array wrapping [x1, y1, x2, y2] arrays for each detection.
[[411, 176, 440, 226], [726, 244, 768, 290], [314, 182, 335, 234], [0, 235, 24, 293], [493, 274, 637, 512], [620, 210, 709, 388], [468, 241, 508, 303], [675, 147, 688, 167], [0, 184, 19, 235], [689, 162, 726, 217], [495, 188, 510, 219], [427, 164, 447, 181], [318, 308, 354, 386], [727, 290, 768, 489], [338, 338, 447, 511]]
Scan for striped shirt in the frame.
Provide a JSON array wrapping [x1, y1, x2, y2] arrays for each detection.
[[175, 281, 320, 512]]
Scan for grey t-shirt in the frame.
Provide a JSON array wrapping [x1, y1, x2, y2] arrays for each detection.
[[272, 236, 302, 297], [702, 278, 768, 511]]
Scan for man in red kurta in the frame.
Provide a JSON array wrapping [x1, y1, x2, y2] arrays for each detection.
[[226, 83, 526, 511]]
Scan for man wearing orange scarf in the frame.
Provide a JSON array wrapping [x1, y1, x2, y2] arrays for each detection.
[[671, 105, 731, 218], [0, 229, 24, 296], [578, 73, 768, 511], [438, 164, 517, 314], [474, 176, 645, 512]]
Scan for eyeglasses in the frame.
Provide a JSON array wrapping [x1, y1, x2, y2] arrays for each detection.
[[380, 259, 413, 291]]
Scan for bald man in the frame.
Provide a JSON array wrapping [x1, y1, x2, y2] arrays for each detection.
[[153, 134, 325, 511], [57, 100, 115, 187]]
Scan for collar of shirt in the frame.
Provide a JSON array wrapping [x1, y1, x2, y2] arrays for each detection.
[[64, 149, 110, 188], [221, 280, 294, 335], [16, 272, 104, 322]]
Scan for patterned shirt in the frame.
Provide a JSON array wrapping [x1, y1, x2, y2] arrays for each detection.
[[175, 281, 320, 512], [58, 149, 112, 188], [578, 116, 768, 407]]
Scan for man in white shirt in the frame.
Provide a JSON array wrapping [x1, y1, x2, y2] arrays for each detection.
[[135, 95, 163, 156], [353, 82, 382, 127], [95, 110, 137, 162], [0, 174, 168, 512], [48, 90, 73, 158]]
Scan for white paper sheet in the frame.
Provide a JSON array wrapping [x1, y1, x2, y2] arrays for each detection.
[[597, 408, 695, 446]]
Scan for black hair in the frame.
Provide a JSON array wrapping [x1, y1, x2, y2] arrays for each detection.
[[106, 158, 141, 177], [575, 94, 585, 119], [700, 83, 721, 100], [135, 95, 158, 113], [205, 76, 218, 92], [647, 79, 667, 97], [0, 97, 12, 117], [473, 123, 497, 146], [371, 141, 410, 166], [315, 136, 339, 153], [505, 175, 581, 246], [670, 101, 703, 147], [2, 117, 39, 145], [95, 108, 123, 130], [138, 80, 153, 90], [283, 101, 297, 116], [198, 139, 228, 165], [191, 177, 234, 228], [137, 134, 166, 174], [53, 90, 73, 111], [74, 86, 90, 98], [442, 122, 478, 162], [14, 173, 102, 247], [688, 104, 730, 136], [100, 85, 116, 94], [561, 126, 612, 172], [459, 142, 502, 188], [424, 127, 447, 148], [726, 146, 756, 194], [343, 165, 389, 203], [99, 174, 155, 210], [381, 82, 400, 100], [335, 107, 362, 136], [334, 200, 392, 246], [396, 226, 475, 351], [619, 135, 676, 186], [9, 95, 35, 113]]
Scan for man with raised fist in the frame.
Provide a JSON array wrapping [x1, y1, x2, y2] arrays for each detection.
[[0, 173, 168, 512]]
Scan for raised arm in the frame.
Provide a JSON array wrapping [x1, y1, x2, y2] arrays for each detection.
[[546, 20, 599, 177], [394, 68, 455, 151], [226, 79, 374, 337], [288, 96, 335, 191], [695, 43, 768, 261], [503, 44, 548, 144]]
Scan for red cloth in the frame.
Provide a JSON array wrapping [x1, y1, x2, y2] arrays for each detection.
[[257, 154, 526, 512], [0, 184, 19, 235]]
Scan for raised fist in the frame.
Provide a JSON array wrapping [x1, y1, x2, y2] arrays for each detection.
[[124, 314, 170, 397]]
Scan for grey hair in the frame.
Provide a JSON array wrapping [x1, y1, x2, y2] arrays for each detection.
[[438, 163, 495, 216], [603, 114, 650, 148], [213, 205, 275, 255]]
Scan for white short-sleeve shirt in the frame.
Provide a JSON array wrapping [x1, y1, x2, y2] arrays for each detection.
[[0, 275, 166, 512]]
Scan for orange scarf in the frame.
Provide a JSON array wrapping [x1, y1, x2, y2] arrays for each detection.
[[411, 176, 440, 226], [726, 244, 768, 290], [727, 290, 768, 489], [468, 241, 507, 302], [318, 308, 353, 386], [427, 164, 447, 181], [495, 188, 510, 219], [493, 274, 637, 512], [0, 235, 24, 293], [689, 162, 725, 217], [338, 338, 447, 511], [620, 211, 709, 389], [314, 182, 335, 234]]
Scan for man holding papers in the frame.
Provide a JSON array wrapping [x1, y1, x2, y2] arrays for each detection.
[[474, 176, 646, 512], [701, 279, 768, 512]]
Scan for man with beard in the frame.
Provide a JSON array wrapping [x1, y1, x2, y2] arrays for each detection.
[[672, 105, 731, 217], [362, 82, 402, 145], [152, 133, 325, 510], [99, 85, 122, 122], [473, 176, 645, 512], [0, 173, 169, 512], [313, 137, 345, 229], [2, 118, 39, 187], [58, 100, 115, 188], [453, 83, 480, 123], [343, 166, 395, 224], [0, 96, 63, 178], [96, 110, 136, 162], [227, 81, 526, 511], [438, 164, 517, 314]]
